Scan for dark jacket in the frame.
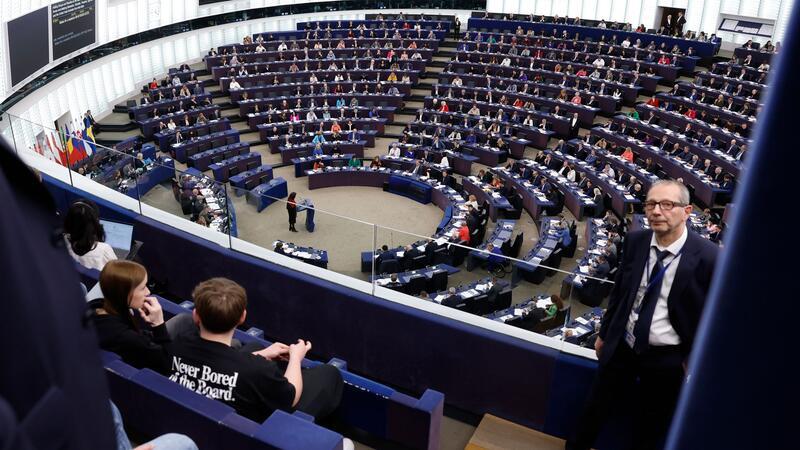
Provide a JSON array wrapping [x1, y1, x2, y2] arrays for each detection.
[[598, 230, 719, 365]]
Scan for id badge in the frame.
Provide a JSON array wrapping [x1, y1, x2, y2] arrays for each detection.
[[625, 311, 638, 347]]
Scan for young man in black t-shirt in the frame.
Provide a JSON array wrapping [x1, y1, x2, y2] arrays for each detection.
[[167, 278, 343, 423]]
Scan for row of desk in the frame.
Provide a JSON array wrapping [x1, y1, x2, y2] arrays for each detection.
[[589, 127, 728, 207], [140, 106, 220, 138], [207, 37, 441, 72], [269, 130, 376, 154], [187, 142, 250, 172], [445, 53, 640, 105], [433, 74, 606, 123], [257, 117, 387, 141], [171, 129, 240, 163], [409, 118, 543, 155], [229, 165, 274, 195], [213, 56, 429, 81], [130, 93, 213, 122], [153, 118, 231, 149], [560, 219, 615, 305], [209, 152, 262, 183], [248, 106, 394, 131], [493, 167, 556, 221], [635, 103, 750, 156], [240, 94, 403, 116], [514, 216, 563, 284], [121, 158, 176, 200], [382, 142, 479, 176], [425, 277, 512, 316], [292, 154, 354, 177], [542, 147, 645, 217], [463, 30, 700, 72], [422, 95, 575, 138], [180, 168, 238, 237], [229, 80, 415, 102], [609, 113, 741, 176], [221, 67, 421, 92], [279, 140, 365, 164], [246, 177, 288, 213], [273, 240, 328, 269], [512, 159, 598, 220], [466, 220, 516, 271], [462, 176, 514, 221], [460, 37, 682, 82], [467, 18, 717, 58]]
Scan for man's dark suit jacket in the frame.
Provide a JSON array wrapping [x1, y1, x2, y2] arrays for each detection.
[[597, 229, 718, 365], [0, 141, 117, 447]]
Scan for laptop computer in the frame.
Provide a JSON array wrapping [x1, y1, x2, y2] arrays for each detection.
[[100, 219, 142, 260]]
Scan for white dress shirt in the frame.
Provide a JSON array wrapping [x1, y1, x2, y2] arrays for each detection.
[[627, 226, 687, 347]]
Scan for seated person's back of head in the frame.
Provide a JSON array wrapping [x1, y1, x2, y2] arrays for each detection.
[[63, 199, 117, 270]]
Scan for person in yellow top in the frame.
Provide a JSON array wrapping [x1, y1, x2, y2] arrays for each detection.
[[387, 71, 398, 82]]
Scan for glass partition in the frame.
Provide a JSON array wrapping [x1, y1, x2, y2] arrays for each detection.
[[370, 217, 615, 353], [1, 109, 616, 359]]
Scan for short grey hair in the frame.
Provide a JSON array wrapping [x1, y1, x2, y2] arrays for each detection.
[[648, 180, 690, 205]]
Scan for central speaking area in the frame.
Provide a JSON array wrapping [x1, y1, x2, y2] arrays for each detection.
[[234, 185, 445, 276]]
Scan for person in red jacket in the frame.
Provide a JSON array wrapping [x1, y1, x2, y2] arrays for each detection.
[[647, 96, 660, 107], [439, 101, 450, 112]]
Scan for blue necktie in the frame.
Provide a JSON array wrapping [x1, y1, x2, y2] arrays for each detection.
[[632, 248, 671, 354]]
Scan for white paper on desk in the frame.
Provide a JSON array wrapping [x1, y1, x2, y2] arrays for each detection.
[[433, 295, 446, 303], [536, 298, 553, 308], [575, 317, 590, 325], [375, 278, 391, 286], [416, 245, 426, 253], [396, 251, 405, 258], [589, 248, 602, 255], [435, 237, 448, 246], [498, 314, 515, 322], [475, 284, 487, 291], [513, 308, 525, 316], [579, 265, 590, 274], [597, 239, 608, 246]]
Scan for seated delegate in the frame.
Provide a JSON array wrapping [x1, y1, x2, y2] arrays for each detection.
[[63, 200, 117, 271], [167, 278, 344, 423], [90, 260, 196, 374]]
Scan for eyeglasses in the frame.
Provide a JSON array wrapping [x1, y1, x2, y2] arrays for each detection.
[[644, 200, 688, 211]]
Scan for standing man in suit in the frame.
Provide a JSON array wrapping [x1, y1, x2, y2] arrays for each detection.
[[566, 180, 719, 450], [675, 12, 687, 36]]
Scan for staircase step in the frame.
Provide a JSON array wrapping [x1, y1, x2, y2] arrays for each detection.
[[466, 414, 568, 450], [96, 122, 139, 133]]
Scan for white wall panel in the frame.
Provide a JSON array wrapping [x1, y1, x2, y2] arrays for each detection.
[[597, 0, 613, 20], [568, 0, 583, 18], [534, 0, 552, 16], [610, 0, 627, 22], [625, 0, 643, 27], [553, 0, 569, 17], [582, 1, 598, 21]]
